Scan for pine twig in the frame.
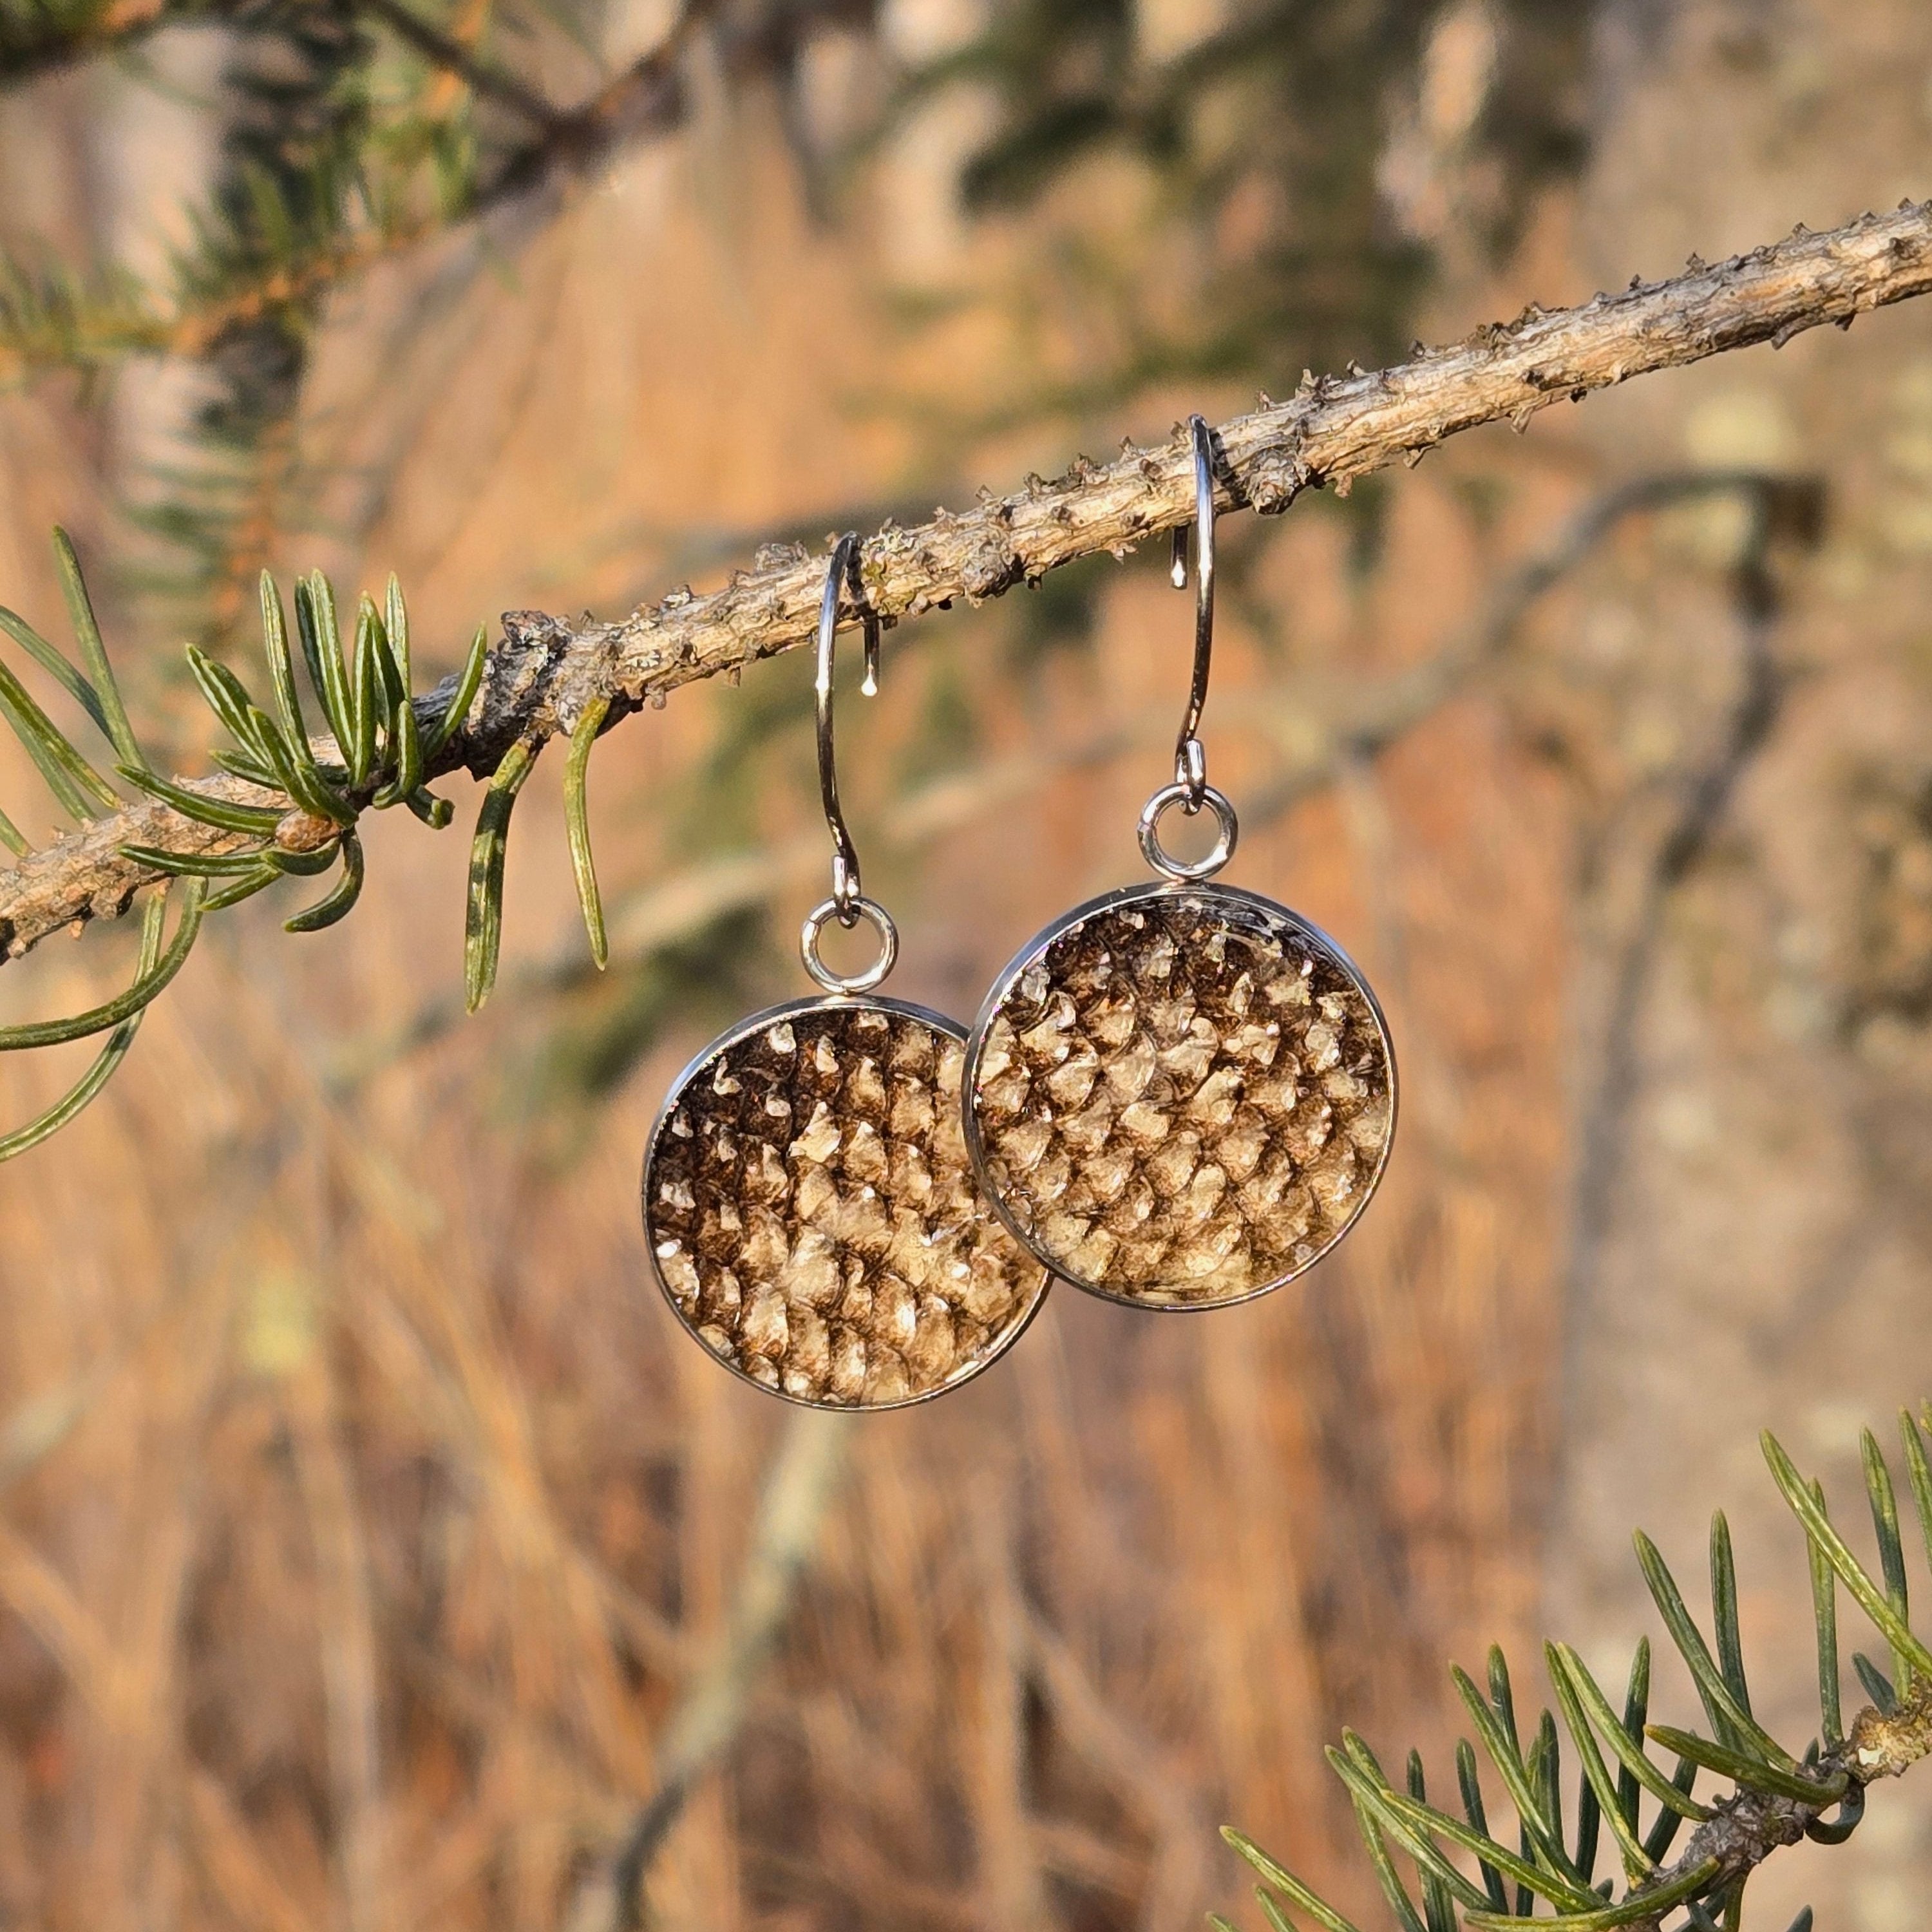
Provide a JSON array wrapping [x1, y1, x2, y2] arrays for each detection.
[[5, 200, 1932, 967], [1226, 1415, 1932, 1932]]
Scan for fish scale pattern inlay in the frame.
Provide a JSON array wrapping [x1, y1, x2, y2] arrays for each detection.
[[969, 891, 1394, 1305], [647, 1003, 1048, 1406]]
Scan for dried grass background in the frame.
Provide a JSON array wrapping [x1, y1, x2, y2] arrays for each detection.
[[2, 3, 1932, 1928]]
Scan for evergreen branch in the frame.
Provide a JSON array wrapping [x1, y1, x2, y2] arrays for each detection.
[[1226, 1414, 1932, 1932], [0, 540, 460, 1157], [6, 200, 1931, 972]]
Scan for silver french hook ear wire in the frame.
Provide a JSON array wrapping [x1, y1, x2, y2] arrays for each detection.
[[815, 532, 881, 925], [801, 535, 898, 994], [1170, 412, 1216, 810], [1137, 416, 1239, 882]]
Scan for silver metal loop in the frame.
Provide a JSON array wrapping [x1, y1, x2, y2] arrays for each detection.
[[1167, 415, 1217, 806], [800, 895, 899, 994], [817, 533, 882, 922], [1139, 782, 1238, 882], [1175, 734, 1207, 803]]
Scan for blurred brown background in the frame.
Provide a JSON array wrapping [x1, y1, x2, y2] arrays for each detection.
[[2, 1, 1931, 1926]]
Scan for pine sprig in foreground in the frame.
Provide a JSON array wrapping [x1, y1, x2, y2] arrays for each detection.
[[0, 531, 533, 1159], [1218, 1410, 1932, 1932]]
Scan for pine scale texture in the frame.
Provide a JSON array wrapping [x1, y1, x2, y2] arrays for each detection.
[[969, 889, 1394, 1306], [647, 1002, 1049, 1406]]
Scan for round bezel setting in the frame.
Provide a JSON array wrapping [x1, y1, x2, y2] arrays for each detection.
[[644, 994, 1050, 1407], [962, 882, 1397, 1309]]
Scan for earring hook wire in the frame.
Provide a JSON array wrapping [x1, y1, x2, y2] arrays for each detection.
[[816, 531, 882, 927], [1168, 413, 1217, 810], [1139, 415, 1238, 882]]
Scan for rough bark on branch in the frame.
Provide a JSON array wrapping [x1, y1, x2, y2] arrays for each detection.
[[5, 199, 1932, 967]]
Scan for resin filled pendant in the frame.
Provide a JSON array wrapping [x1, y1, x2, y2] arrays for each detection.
[[963, 882, 1395, 1309], [645, 998, 1050, 1407], [644, 533, 1048, 1407], [961, 417, 1396, 1307]]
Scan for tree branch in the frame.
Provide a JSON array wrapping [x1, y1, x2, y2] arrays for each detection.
[[5, 200, 1932, 967]]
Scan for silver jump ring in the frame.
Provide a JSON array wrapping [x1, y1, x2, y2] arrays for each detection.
[[1138, 782, 1239, 882], [800, 895, 899, 994]]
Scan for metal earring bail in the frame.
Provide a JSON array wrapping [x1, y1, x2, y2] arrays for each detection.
[[960, 415, 1398, 1311], [643, 535, 1050, 1408]]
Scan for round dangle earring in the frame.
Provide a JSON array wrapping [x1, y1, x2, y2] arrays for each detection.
[[961, 419, 1397, 1310], [643, 537, 1051, 1406]]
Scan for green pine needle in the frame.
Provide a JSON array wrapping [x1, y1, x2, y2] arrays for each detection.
[[566, 695, 611, 971], [1450, 1663, 1586, 1884], [1764, 1432, 1932, 1682], [1901, 1413, 1932, 1590], [52, 529, 144, 769], [1616, 1639, 1651, 1834], [1803, 1783, 1865, 1846], [1454, 1739, 1508, 1912], [1464, 1857, 1723, 1932], [0, 886, 169, 1164], [1862, 1429, 1915, 1694], [1643, 1726, 1848, 1807], [1220, 1829, 1362, 1932], [1808, 1479, 1844, 1744], [259, 571, 314, 761], [1853, 1652, 1898, 1715], [372, 693, 423, 806], [1325, 1747, 1510, 1917], [116, 841, 276, 878], [1633, 1532, 1797, 1768], [294, 572, 354, 753], [0, 877, 205, 1052], [1545, 1644, 1654, 1881], [0, 647, 120, 821], [0, 604, 115, 752], [284, 828, 364, 933], [1546, 1644, 1711, 1824], [1710, 1513, 1754, 1729], [348, 596, 380, 787], [386, 574, 410, 693], [115, 764, 286, 836], [203, 864, 285, 913], [422, 621, 487, 757], [210, 746, 283, 790], [404, 786, 454, 829], [464, 737, 536, 1012]]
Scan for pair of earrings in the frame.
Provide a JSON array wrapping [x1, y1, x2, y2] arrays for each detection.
[[643, 420, 1398, 1409]]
